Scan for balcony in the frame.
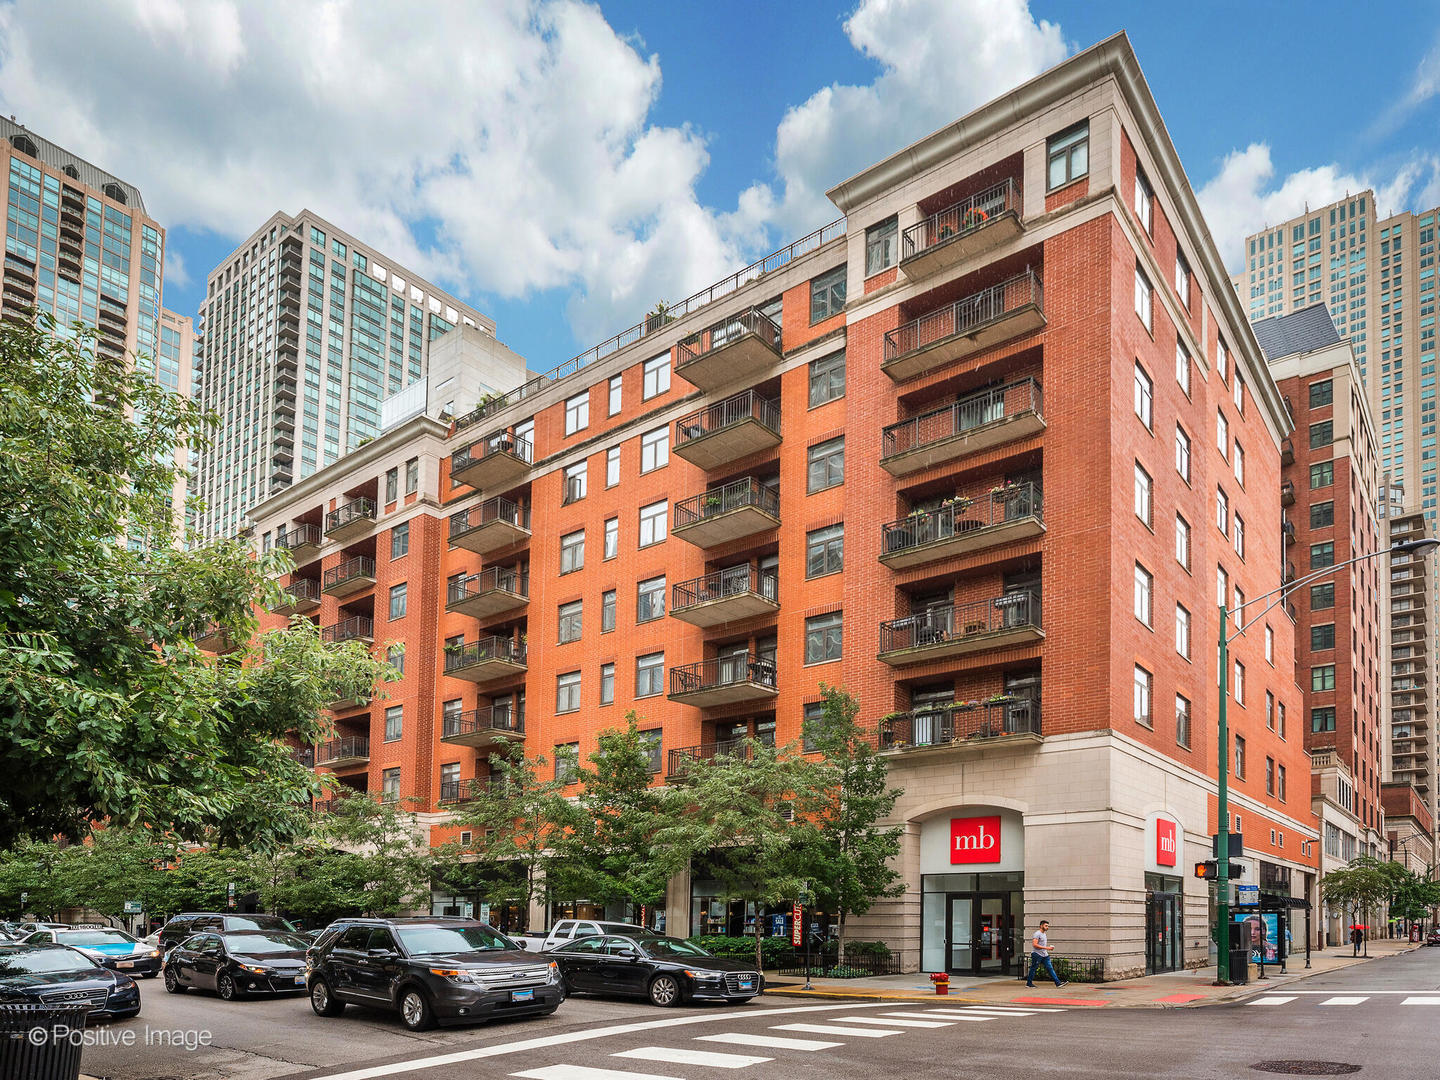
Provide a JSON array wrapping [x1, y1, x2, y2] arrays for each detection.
[[673, 390, 782, 471], [290, 746, 315, 768], [440, 706, 526, 749], [328, 692, 370, 712], [671, 564, 780, 628], [674, 307, 782, 392], [875, 695, 1042, 753], [673, 477, 780, 549], [325, 498, 376, 542], [272, 577, 322, 615], [195, 623, 238, 654], [444, 636, 528, 684], [668, 654, 778, 708], [322, 556, 376, 597], [880, 483, 1044, 570], [1283, 517, 1296, 546], [878, 591, 1042, 666], [446, 567, 530, 621], [900, 178, 1025, 282], [438, 776, 513, 805], [880, 378, 1044, 476], [449, 497, 531, 555], [322, 615, 374, 646], [451, 432, 534, 492], [666, 739, 765, 779], [882, 270, 1045, 382], [276, 523, 323, 563], [1281, 480, 1295, 506], [1281, 438, 1294, 465], [316, 736, 370, 769]]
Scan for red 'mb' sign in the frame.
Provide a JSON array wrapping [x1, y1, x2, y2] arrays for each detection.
[[950, 815, 1002, 864], [1156, 818, 1177, 867]]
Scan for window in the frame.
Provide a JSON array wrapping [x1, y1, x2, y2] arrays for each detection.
[[640, 427, 669, 473], [381, 768, 400, 802], [1233, 514, 1245, 559], [1134, 264, 1153, 331], [565, 391, 590, 435], [1232, 373, 1245, 415], [601, 589, 616, 633], [1278, 702, 1286, 738], [865, 217, 898, 276], [556, 672, 581, 714], [1047, 121, 1089, 189], [642, 353, 670, 400], [599, 663, 615, 705], [1266, 756, 1275, 796], [1311, 582, 1335, 609], [558, 600, 582, 644], [1234, 734, 1246, 779], [1265, 624, 1273, 664], [1309, 379, 1334, 408], [1234, 585, 1245, 620], [1134, 166, 1154, 234], [639, 501, 667, 546], [1175, 426, 1191, 482], [1133, 665, 1152, 726], [1175, 514, 1191, 569], [1175, 252, 1191, 308], [554, 742, 579, 783], [636, 652, 664, 697], [1233, 661, 1245, 705], [390, 521, 409, 559], [384, 705, 402, 742], [388, 582, 407, 620], [1265, 691, 1275, 730], [1312, 664, 1336, 691], [1175, 603, 1191, 658], [1217, 411, 1229, 456], [810, 265, 846, 322], [806, 523, 844, 577], [1134, 462, 1152, 526], [640, 730, 662, 773], [1310, 460, 1334, 488], [606, 447, 620, 487], [1310, 501, 1335, 528], [608, 374, 623, 416], [808, 437, 845, 492], [1233, 442, 1244, 486], [1216, 338, 1228, 384], [385, 467, 398, 503], [809, 350, 846, 406], [1311, 706, 1337, 732], [1134, 363, 1153, 428], [1309, 420, 1333, 449], [1175, 340, 1191, 395], [563, 461, 587, 504], [637, 576, 666, 622], [1217, 565, 1228, 608], [603, 516, 618, 560], [1216, 487, 1229, 534], [388, 644, 405, 676], [1278, 764, 1287, 802], [1134, 563, 1153, 626], [1310, 541, 1334, 569], [404, 457, 419, 495], [560, 530, 584, 573], [1176, 694, 1192, 748], [1311, 623, 1336, 650], [805, 612, 843, 664]]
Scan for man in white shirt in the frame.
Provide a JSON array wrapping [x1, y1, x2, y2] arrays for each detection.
[[1025, 919, 1067, 988]]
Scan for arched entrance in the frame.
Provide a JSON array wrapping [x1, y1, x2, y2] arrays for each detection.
[[918, 807, 1024, 977]]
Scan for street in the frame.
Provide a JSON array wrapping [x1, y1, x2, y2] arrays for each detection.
[[80, 947, 1440, 1080]]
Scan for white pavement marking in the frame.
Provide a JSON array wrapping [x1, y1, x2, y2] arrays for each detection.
[[772, 1023, 901, 1038], [949, 1007, 1050, 1016], [1318, 997, 1369, 1006], [694, 1033, 840, 1052], [512, 1068, 682, 1080], [1401, 997, 1440, 1005], [1247, 996, 1297, 1006], [880, 1011, 993, 1021], [833, 1015, 955, 1029], [613, 1047, 771, 1069], [925, 1005, 1066, 1015]]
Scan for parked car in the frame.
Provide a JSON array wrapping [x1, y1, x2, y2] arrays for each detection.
[[0, 942, 141, 1019], [517, 920, 649, 952], [547, 933, 762, 1007], [17, 921, 69, 935], [22, 927, 162, 978], [307, 917, 562, 1031], [163, 930, 310, 1000], [157, 912, 295, 951], [1426, 930, 1440, 946]]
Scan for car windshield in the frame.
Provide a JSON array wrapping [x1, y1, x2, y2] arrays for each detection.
[[636, 937, 713, 959], [223, 933, 306, 954], [227, 916, 295, 932], [57, 931, 136, 946], [396, 925, 513, 955], [0, 950, 98, 976]]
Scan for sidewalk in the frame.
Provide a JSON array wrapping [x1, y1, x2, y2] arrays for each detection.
[[764, 938, 1424, 1009]]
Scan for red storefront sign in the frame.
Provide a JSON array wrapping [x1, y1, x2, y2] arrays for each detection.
[[950, 815, 1002, 864], [792, 902, 803, 945], [1156, 818, 1177, 867]]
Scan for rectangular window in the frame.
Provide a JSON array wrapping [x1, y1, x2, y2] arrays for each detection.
[[563, 461, 587, 504], [1311, 623, 1336, 650], [404, 457, 419, 495], [1175, 513, 1191, 569], [556, 672, 581, 714], [390, 521, 409, 559], [1234, 734, 1246, 779], [1176, 340, 1191, 395], [1278, 764, 1287, 802], [1176, 694, 1191, 748], [1175, 426, 1191, 482], [1175, 252, 1191, 308], [1309, 379, 1334, 408], [639, 500, 667, 546], [601, 589, 616, 633], [599, 662, 615, 705], [558, 600, 582, 644], [388, 644, 405, 676], [642, 353, 670, 400], [636, 652, 665, 697], [640, 730, 662, 773], [385, 467, 398, 503], [1311, 664, 1336, 691], [560, 529, 585, 574], [1311, 582, 1335, 609], [608, 374, 623, 416], [384, 705, 402, 742], [1233, 514, 1245, 559], [1134, 563, 1153, 626], [1310, 501, 1335, 528], [1133, 665, 1152, 726], [1217, 411, 1229, 457], [1233, 373, 1245, 416], [1216, 338, 1228, 384], [809, 350, 846, 406], [637, 576, 666, 623], [554, 742, 579, 783], [1134, 462, 1152, 526], [1233, 661, 1245, 705], [565, 391, 590, 435], [1265, 624, 1274, 664], [1134, 265, 1153, 331], [640, 427, 669, 473], [808, 437, 845, 492], [1175, 603, 1190, 658], [1310, 460, 1334, 488], [603, 516, 618, 560], [1278, 702, 1286, 739], [1216, 487, 1229, 534], [865, 217, 898, 276], [1217, 565, 1228, 609], [1135, 166, 1154, 234], [1309, 420, 1333, 449], [1310, 706, 1337, 732], [1310, 541, 1335, 569], [606, 446, 620, 487], [1233, 442, 1245, 486], [1134, 362, 1153, 428], [1266, 756, 1275, 796], [381, 768, 400, 802], [806, 523, 844, 577], [805, 611, 843, 664], [810, 265, 847, 322], [1265, 691, 1275, 730], [389, 582, 407, 620], [1047, 121, 1089, 190]]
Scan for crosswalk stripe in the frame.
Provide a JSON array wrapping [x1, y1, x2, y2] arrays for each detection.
[[834, 1015, 955, 1028], [1319, 997, 1369, 1006], [613, 1047, 771, 1069], [880, 1011, 992, 1021], [695, 1033, 840, 1051], [923, 1005, 1066, 1015], [1401, 997, 1440, 1005], [772, 1023, 901, 1038], [1248, 996, 1297, 1006], [511, 1066, 682, 1080], [951, 1007, 1050, 1016]]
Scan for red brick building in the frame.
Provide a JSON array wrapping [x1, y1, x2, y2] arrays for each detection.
[[252, 33, 1318, 978]]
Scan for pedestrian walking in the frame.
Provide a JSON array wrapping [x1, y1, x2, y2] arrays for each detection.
[[1025, 919, 1067, 988], [1351, 926, 1362, 956]]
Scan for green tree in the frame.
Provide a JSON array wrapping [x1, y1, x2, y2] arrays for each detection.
[[0, 317, 392, 848], [1322, 856, 1398, 955], [791, 684, 905, 963]]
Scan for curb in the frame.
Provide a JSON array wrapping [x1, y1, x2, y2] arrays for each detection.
[[766, 986, 987, 1004]]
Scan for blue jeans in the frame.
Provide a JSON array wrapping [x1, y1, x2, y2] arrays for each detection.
[[1026, 951, 1061, 986]]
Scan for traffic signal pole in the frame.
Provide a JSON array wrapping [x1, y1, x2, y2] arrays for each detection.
[[1216, 604, 1231, 986]]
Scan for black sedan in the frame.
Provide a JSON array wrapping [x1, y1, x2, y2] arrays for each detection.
[[164, 930, 310, 1000], [0, 942, 141, 1020], [548, 934, 762, 1007]]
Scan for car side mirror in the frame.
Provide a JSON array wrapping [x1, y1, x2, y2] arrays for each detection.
[[368, 947, 395, 959], [615, 947, 638, 960]]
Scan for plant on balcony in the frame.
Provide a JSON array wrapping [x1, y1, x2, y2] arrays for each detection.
[[989, 481, 1021, 496], [985, 693, 1014, 704], [936, 224, 956, 241], [961, 206, 990, 231], [645, 300, 673, 331], [704, 493, 724, 511], [940, 495, 973, 512]]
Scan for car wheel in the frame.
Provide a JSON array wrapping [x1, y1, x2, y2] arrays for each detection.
[[399, 987, 435, 1032], [163, 967, 184, 994], [217, 973, 242, 1001], [647, 974, 682, 1007], [310, 977, 345, 1017]]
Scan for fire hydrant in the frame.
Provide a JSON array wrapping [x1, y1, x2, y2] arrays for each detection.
[[929, 972, 950, 995]]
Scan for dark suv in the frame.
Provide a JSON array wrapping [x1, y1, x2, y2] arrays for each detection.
[[158, 913, 295, 952], [307, 917, 562, 1031]]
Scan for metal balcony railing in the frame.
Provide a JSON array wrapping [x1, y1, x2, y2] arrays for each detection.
[[276, 523, 323, 552], [447, 567, 529, 606], [901, 178, 1022, 261], [444, 636, 527, 673], [442, 706, 525, 741], [449, 496, 531, 541], [674, 477, 780, 530], [875, 695, 1041, 749], [672, 564, 778, 610], [290, 746, 315, 767], [321, 615, 374, 644], [882, 378, 1042, 460], [316, 736, 369, 765], [438, 776, 513, 804], [669, 654, 777, 697], [880, 591, 1042, 654], [323, 556, 376, 590], [674, 389, 780, 449], [452, 431, 534, 473], [883, 270, 1043, 364], [666, 738, 770, 776], [676, 306, 783, 371], [325, 497, 375, 534], [282, 578, 322, 605], [882, 483, 1042, 556]]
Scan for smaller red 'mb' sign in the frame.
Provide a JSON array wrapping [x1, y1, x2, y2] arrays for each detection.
[[951, 815, 1002, 864], [1156, 818, 1177, 867]]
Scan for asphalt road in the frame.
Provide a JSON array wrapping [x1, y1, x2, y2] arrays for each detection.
[[81, 947, 1440, 1080]]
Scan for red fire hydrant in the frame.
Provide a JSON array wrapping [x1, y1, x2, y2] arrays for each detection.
[[929, 972, 950, 995]]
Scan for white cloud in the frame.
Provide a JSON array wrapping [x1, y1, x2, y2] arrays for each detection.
[[162, 248, 189, 290]]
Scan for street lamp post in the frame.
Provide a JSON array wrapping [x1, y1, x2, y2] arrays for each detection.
[[1214, 537, 1440, 985]]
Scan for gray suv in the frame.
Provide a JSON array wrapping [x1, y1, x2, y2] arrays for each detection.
[[307, 917, 562, 1031]]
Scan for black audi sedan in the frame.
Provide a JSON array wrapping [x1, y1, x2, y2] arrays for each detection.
[[547, 934, 762, 1007], [0, 942, 141, 1020], [163, 930, 310, 1000]]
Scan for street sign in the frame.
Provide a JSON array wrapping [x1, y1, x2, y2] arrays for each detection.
[[479, 903, 491, 924], [1212, 833, 1244, 858], [123, 900, 142, 915], [226, 882, 236, 910], [791, 902, 803, 946], [1237, 884, 1259, 905]]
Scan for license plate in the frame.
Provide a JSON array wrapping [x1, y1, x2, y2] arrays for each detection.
[[117, 961, 134, 968], [511, 988, 534, 1003], [294, 976, 306, 986], [738, 980, 753, 991]]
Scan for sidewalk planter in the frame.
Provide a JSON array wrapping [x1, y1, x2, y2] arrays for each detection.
[[929, 972, 950, 995]]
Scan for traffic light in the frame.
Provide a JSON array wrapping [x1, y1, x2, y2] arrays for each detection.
[[1195, 861, 1218, 879]]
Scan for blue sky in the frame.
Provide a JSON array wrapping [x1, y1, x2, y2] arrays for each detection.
[[3, 1, 1438, 380]]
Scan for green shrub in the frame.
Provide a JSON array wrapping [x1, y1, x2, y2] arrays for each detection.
[[691, 935, 794, 967], [841, 940, 891, 958]]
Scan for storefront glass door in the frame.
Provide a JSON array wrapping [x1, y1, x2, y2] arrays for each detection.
[[945, 896, 973, 973], [975, 894, 1011, 975], [1145, 879, 1183, 974]]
